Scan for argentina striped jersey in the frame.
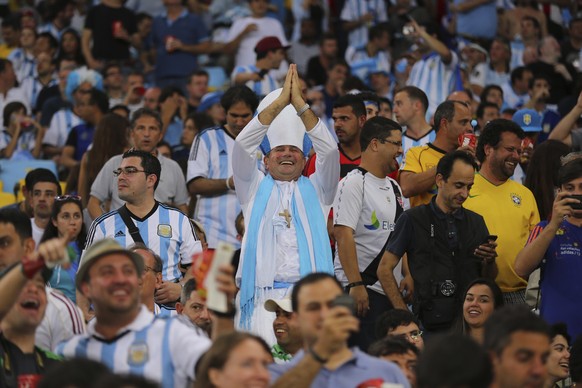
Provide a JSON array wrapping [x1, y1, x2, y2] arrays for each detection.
[[86, 203, 201, 281], [340, 0, 387, 47], [407, 51, 460, 120], [56, 306, 211, 388], [345, 44, 391, 86], [231, 65, 279, 99], [43, 108, 83, 148], [399, 128, 437, 165], [187, 127, 241, 249]]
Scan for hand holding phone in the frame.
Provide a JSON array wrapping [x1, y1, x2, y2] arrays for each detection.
[[330, 294, 356, 315], [566, 195, 582, 210], [485, 235, 498, 243]]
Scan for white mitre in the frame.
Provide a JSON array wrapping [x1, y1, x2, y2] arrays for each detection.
[[258, 88, 312, 157]]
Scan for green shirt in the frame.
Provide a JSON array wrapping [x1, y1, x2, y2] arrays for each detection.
[[271, 344, 292, 363]]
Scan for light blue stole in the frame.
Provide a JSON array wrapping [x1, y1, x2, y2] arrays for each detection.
[[239, 175, 333, 329]]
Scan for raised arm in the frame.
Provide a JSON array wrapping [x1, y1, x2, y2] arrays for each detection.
[[410, 18, 452, 64], [548, 90, 582, 147], [514, 192, 578, 278], [0, 237, 67, 321]]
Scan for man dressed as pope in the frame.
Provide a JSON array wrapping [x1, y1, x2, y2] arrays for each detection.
[[232, 64, 339, 343]]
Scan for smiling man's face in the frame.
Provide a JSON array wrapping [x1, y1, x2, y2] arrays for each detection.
[[264, 145, 306, 181]]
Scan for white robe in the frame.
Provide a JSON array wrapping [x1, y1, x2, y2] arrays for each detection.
[[232, 115, 339, 344]]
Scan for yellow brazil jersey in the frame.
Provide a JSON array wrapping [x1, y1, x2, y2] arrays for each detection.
[[400, 143, 446, 208], [464, 173, 540, 292]]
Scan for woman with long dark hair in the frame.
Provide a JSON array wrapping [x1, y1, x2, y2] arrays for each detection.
[[40, 195, 86, 302], [456, 277, 504, 344], [56, 28, 85, 65], [524, 139, 571, 221], [77, 113, 129, 207]]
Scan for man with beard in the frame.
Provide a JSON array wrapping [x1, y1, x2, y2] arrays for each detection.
[[85, 150, 201, 317], [333, 116, 404, 350], [264, 296, 302, 363], [464, 119, 539, 305], [515, 157, 582, 340], [304, 94, 366, 178]]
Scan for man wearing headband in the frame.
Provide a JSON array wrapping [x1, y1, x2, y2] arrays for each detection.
[[232, 64, 339, 344]]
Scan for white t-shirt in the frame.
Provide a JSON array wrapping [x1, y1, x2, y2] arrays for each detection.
[[36, 288, 86, 352], [333, 168, 403, 294], [226, 16, 287, 68], [30, 218, 44, 247]]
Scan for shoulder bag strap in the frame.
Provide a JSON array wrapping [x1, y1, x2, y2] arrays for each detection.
[[360, 180, 405, 285], [118, 206, 144, 244]]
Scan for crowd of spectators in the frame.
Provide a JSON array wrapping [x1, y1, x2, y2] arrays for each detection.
[[0, 0, 582, 387]]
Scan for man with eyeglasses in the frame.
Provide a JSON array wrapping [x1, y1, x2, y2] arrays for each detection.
[[87, 108, 189, 221], [375, 308, 424, 350], [129, 243, 163, 315], [85, 149, 201, 319], [378, 151, 497, 334], [332, 116, 404, 351]]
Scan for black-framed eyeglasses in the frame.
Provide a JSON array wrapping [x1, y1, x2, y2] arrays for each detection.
[[113, 167, 149, 177], [378, 138, 402, 147], [395, 330, 423, 342], [55, 195, 82, 201]]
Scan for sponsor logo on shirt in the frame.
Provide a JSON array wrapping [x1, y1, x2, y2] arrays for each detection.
[[364, 210, 380, 230]]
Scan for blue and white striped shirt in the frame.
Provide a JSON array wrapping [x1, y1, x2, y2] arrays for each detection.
[[510, 40, 525, 70], [231, 65, 279, 99], [345, 44, 391, 86], [8, 49, 36, 82], [43, 108, 83, 148], [340, 0, 387, 48], [407, 51, 461, 120], [399, 128, 436, 165], [0, 128, 36, 157], [56, 306, 211, 388], [187, 126, 241, 249], [86, 203, 201, 281]]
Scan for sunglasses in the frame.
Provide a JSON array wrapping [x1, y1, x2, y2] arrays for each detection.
[[55, 195, 81, 201]]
